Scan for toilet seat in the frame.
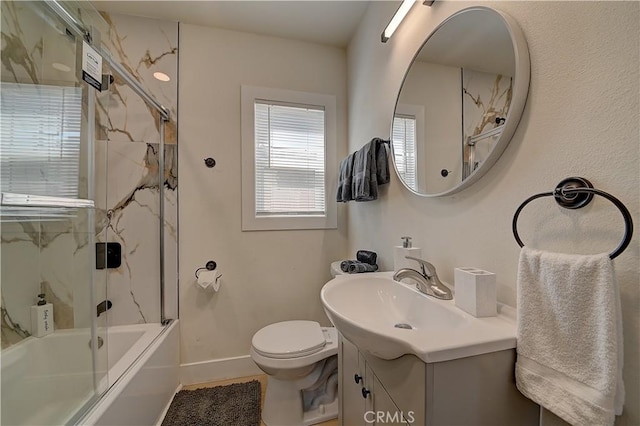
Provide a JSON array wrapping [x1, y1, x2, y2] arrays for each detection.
[[252, 320, 326, 359]]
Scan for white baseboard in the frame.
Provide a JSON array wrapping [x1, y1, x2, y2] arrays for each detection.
[[180, 355, 262, 385]]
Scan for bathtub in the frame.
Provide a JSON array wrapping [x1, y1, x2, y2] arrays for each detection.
[[1, 321, 179, 425]]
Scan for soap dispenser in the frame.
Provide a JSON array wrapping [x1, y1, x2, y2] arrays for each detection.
[[394, 236, 422, 273], [31, 293, 53, 337]]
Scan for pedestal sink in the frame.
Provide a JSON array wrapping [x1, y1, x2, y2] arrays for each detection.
[[320, 272, 517, 363]]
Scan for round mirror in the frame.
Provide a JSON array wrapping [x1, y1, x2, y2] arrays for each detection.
[[391, 7, 530, 196]]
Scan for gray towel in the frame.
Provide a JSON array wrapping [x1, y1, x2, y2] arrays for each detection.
[[347, 262, 379, 273], [351, 144, 374, 201], [375, 139, 390, 185], [340, 260, 357, 272], [336, 154, 355, 202], [352, 138, 389, 202]]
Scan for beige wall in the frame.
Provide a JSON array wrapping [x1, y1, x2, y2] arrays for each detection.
[[347, 2, 639, 425], [178, 24, 348, 363]]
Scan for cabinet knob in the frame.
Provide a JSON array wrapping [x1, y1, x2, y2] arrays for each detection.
[[354, 374, 363, 384], [361, 387, 371, 399]]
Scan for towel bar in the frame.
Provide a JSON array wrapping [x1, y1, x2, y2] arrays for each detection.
[[512, 177, 633, 259]]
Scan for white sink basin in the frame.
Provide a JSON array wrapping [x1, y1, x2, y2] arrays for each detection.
[[320, 273, 517, 363]]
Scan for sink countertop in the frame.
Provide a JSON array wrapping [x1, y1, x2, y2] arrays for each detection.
[[321, 272, 517, 364]]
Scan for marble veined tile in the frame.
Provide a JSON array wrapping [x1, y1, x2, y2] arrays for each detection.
[[1, 1, 43, 85], [1, 223, 39, 348], [102, 187, 162, 325], [98, 12, 178, 144], [463, 69, 513, 139], [95, 141, 177, 220], [462, 69, 513, 172], [95, 140, 177, 325]]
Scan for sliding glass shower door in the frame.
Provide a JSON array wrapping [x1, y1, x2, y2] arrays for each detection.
[[0, 1, 110, 423], [2, 1, 177, 423]]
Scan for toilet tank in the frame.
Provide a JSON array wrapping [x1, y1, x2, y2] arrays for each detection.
[[330, 261, 345, 278]]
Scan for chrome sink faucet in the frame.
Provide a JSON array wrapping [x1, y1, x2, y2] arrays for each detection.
[[393, 256, 453, 300]]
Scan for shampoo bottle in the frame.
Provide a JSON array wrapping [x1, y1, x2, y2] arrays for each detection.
[[31, 293, 53, 337], [394, 236, 422, 273]]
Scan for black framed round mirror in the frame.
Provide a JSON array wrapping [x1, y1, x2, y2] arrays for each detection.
[[391, 7, 530, 197]]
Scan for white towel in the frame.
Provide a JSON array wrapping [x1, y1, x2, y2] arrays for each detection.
[[515, 247, 624, 426]]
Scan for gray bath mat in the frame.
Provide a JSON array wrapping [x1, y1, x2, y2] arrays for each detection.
[[162, 380, 261, 426]]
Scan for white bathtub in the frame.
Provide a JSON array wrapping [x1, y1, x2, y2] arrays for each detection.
[[1, 321, 179, 425]]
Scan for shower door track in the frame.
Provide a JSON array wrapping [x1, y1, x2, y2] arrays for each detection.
[[43, 0, 170, 122]]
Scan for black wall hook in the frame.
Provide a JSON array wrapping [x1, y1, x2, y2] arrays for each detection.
[[204, 157, 216, 168]]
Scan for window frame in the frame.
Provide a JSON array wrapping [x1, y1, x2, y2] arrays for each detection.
[[241, 85, 337, 231], [393, 103, 425, 192]]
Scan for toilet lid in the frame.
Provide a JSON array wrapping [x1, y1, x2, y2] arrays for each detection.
[[252, 321, 326, 359]]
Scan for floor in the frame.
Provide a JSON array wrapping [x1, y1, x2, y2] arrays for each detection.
[[182, 374, 339, 426]]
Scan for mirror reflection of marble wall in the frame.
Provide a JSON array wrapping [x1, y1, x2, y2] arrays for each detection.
[[395, 64, 512, 194], [462, 70, 513, 177]]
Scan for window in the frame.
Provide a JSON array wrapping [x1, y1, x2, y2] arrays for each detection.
[[242, 86, 337, 231], [1, 83, 82, 198], [392, 114, 418, 191]]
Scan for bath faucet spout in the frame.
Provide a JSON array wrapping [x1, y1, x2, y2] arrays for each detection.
[[97, 300, 112, 317]]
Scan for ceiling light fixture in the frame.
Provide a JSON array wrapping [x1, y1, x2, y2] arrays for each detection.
[[381, 0, 417, 43], [153, 72, 171, 82]]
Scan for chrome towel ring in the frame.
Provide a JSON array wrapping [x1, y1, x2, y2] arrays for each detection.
[[512, 177, 633, 259]]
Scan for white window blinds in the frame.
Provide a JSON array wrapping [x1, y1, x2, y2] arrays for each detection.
[[254, 101, 326, 216], [1, 83, 82, 198], [392, 115, 417, 190]]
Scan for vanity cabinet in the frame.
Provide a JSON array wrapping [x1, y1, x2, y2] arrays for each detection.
[[338, 334, 539, 426], [340, 336, 422, 425]]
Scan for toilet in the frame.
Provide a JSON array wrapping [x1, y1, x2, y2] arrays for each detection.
[[249, 263, 345, 426]]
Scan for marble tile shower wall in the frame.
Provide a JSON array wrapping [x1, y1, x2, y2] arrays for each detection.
[[0, 1, 86, 347], [0, 5, 178, 348], [95, 11, 178, 327]]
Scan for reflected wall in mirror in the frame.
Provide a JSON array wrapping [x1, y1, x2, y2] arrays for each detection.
[[391, 7, 530, 196]]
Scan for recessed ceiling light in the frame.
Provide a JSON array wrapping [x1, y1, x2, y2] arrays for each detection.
[[153, 72, 171, 82], [52, 62, 71, 72]]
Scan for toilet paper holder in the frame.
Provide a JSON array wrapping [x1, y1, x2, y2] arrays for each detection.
[[195, 260, 217, 279]]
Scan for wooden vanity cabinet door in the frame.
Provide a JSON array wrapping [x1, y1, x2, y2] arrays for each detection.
[[371, 373, 408, 426], [339, 335, 366, 426]]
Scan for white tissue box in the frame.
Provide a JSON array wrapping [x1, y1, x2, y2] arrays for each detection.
[[454, 267, 496, 317]]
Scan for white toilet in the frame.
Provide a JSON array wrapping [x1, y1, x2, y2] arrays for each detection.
[[249, 263, 344, 426], [251, 321, 338, 425]]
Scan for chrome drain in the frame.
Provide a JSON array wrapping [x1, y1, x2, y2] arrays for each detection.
[[394, 323, 413, 330]]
